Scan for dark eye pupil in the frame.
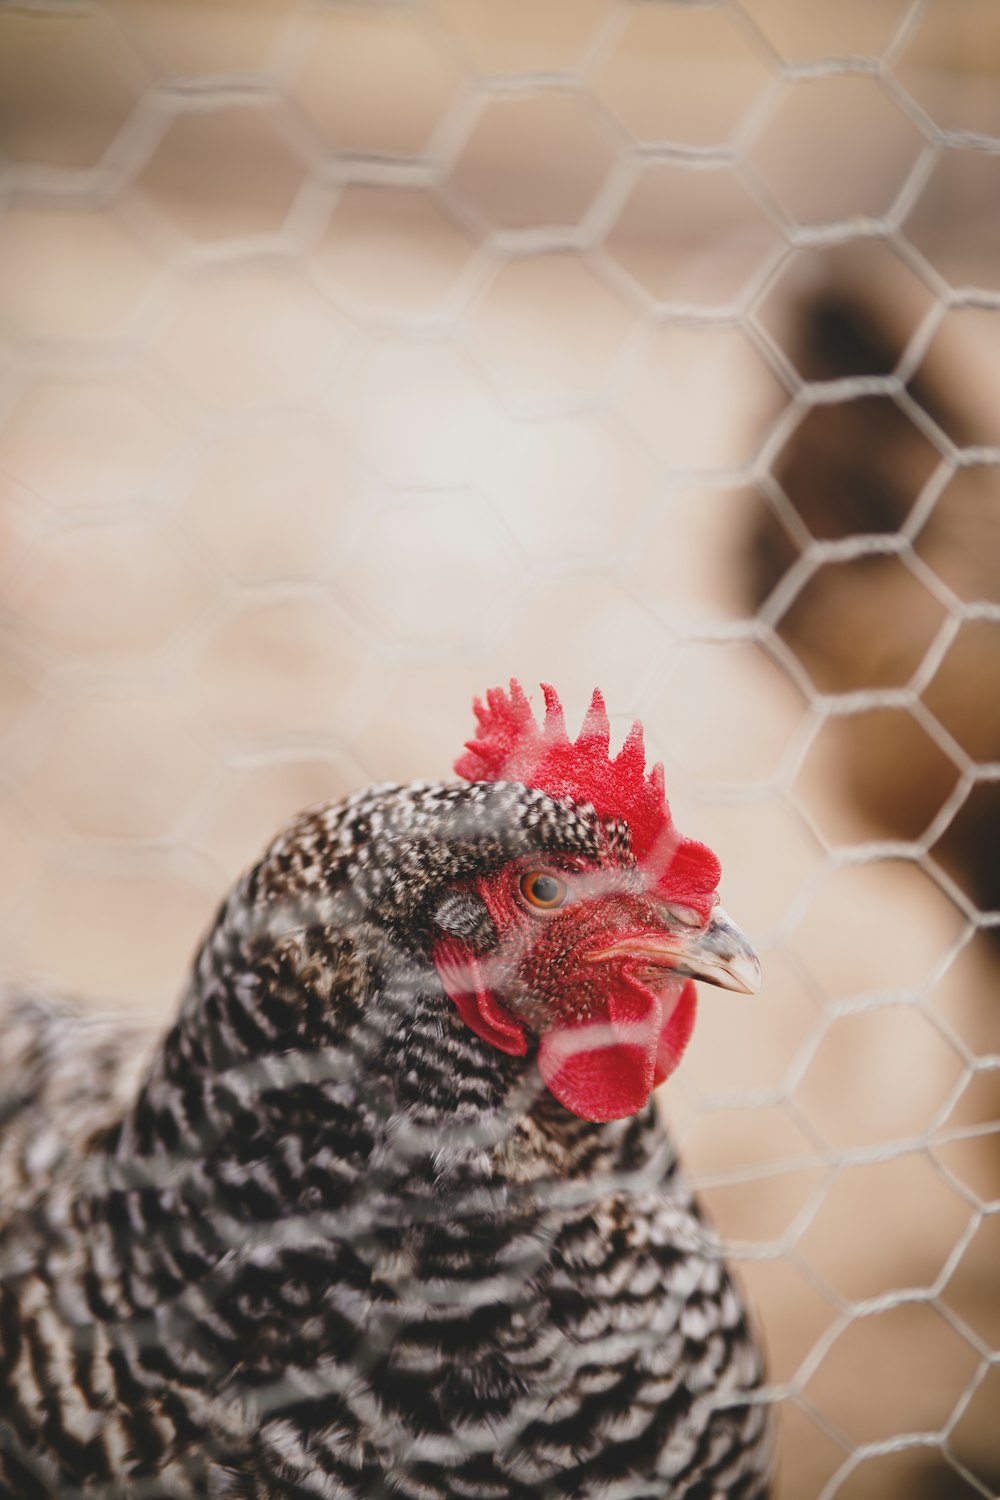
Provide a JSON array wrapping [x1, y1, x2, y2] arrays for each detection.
[[532, 876, 561, 904]]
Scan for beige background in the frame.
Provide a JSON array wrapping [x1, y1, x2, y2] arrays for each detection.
[[1, 3, 999, 1497]]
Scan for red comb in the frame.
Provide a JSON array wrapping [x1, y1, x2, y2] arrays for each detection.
[[455, 681, 721, 915]]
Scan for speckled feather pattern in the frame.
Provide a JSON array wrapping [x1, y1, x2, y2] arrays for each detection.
[[0, 781, 771, 1499]]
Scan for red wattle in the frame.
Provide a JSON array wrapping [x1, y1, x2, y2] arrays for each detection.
[[538, 987, 664, 1123], [653, 980, 697, 1086]]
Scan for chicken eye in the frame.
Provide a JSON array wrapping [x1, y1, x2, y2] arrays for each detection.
[[519, 871, 569, 910]]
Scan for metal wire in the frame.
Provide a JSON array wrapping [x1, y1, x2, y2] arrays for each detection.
[[0, 2, 998, 1496]]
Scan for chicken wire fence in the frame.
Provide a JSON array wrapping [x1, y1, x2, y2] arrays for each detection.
[[0, 0, 999, 1496]]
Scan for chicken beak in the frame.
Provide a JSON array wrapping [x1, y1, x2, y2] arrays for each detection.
[[588, 906, 762, 995]]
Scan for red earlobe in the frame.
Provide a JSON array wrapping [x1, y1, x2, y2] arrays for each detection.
[[432, 937, 528, 1057]]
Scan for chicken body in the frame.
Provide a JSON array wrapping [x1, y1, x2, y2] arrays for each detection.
[[0, 778, 770, 1500]]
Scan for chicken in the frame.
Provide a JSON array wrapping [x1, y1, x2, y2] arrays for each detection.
[[0, 682, 770, 1500]]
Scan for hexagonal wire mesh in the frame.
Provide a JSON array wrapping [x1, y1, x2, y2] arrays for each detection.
[[1, 1, 999, 1497]]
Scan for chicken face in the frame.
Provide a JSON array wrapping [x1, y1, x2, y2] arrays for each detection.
[[430, 681, 761, 1124], [433, 849, 759, 1124]]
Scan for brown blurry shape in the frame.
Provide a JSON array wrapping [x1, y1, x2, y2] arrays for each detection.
[[747, 273, 1000, 931], [744, 260, 1000, 1497]]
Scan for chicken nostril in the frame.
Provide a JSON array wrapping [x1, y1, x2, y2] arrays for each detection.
[[663, 904, 701, 929]]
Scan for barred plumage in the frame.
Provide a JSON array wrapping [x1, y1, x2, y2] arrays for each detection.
[[0, 759, 772, 1499]]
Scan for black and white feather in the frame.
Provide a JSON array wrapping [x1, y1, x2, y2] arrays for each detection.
[[0, 780, 771, 1499]]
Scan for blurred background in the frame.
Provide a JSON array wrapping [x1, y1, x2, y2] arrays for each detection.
[[1, 1, 998, 1496]]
